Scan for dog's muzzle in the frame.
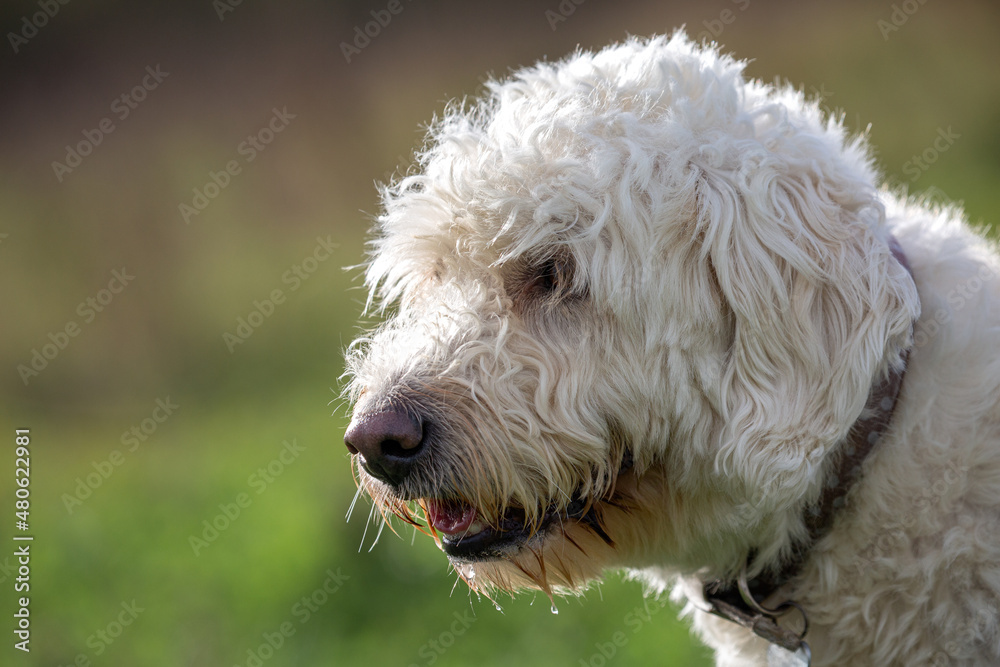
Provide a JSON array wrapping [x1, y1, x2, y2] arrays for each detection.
[[345, 406, 630, 562]]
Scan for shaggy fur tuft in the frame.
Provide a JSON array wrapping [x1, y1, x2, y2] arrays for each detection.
[[344, 32, 1000, 666]]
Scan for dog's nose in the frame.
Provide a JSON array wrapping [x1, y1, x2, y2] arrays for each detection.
[[344, 409, 425, 487]]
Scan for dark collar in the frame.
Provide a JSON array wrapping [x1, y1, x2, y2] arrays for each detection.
[[702, 236, 913, 659]]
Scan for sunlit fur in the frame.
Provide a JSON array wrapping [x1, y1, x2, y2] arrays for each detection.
[[344, 32, 1000, 666]]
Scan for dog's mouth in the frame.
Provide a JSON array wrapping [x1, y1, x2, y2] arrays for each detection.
[[420, 466, 630, 562], [420, 498, 559, 561]]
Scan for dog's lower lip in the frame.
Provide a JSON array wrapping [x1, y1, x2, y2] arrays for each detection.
[[439, 518, 539, 560]]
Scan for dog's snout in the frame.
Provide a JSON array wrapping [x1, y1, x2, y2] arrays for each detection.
[[344, 409, 425, 486]]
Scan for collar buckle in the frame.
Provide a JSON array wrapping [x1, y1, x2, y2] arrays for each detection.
[[704, 561, 811, 662]]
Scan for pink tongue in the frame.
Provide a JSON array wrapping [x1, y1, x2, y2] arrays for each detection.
[[425, 500, 477, 534]]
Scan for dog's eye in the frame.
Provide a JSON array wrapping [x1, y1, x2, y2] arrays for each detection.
[[512, 254, 582, 308], [536, 258, 560, 293], [529, 255, 576, 298]]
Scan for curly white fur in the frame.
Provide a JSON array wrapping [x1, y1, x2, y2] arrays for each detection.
[[345, 32, 1000, 666]]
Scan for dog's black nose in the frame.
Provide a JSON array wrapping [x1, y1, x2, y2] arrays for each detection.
[[344, 409, 425, 487]]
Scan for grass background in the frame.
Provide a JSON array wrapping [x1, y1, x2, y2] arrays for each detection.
[[1, 1, 998, 665]]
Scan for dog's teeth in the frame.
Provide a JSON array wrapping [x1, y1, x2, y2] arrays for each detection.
[[464, 519, 486, 536], [441, 519, 486, 538]]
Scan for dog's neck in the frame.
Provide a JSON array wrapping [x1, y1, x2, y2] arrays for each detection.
[[702, 235, 914, 658]]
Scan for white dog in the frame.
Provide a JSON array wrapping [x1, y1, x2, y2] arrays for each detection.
[[344, 32, 1000, 666]]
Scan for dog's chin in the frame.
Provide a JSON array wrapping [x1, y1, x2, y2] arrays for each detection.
[[360, 466, 675, 594]]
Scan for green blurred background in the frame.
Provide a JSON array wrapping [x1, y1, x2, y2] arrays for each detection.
[[1, 0, 998, 665]]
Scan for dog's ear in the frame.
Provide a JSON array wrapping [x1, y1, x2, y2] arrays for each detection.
[[695, 158, 919, 514]]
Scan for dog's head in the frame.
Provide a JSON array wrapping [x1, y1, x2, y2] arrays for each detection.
[[342, 33, 919, 597]]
